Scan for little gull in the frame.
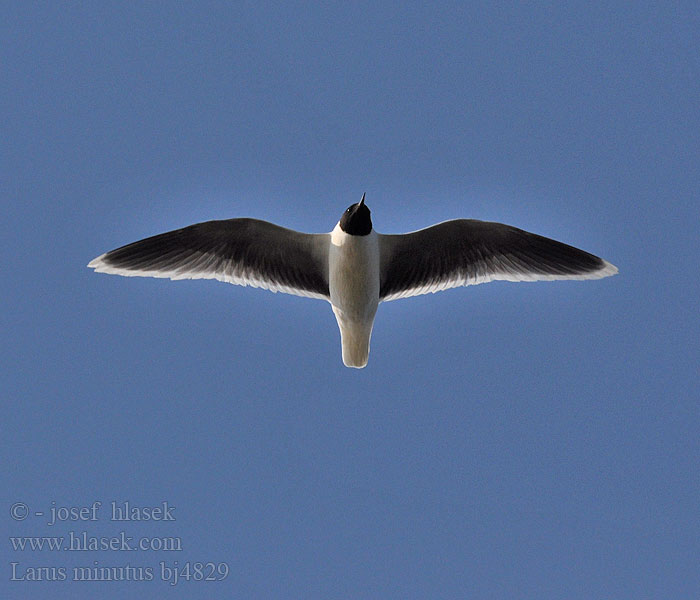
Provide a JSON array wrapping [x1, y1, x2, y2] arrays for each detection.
[[89, 194, 617, 368]]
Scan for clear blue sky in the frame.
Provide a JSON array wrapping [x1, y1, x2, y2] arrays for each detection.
[[3, 2, 698, 598]]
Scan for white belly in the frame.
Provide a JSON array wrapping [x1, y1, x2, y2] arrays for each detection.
[[328, 225, 379, 367]]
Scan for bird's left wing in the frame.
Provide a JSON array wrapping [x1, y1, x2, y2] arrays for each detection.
[[378, 219, 617, 301], [88, 218, 330, 299]]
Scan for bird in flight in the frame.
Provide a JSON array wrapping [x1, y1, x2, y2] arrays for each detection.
[[89, 194, 617, 368]]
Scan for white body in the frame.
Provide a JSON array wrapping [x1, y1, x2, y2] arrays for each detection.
[[328, 224, 380, 368]]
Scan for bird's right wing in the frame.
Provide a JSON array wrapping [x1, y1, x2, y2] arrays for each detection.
[[379, 219, 617, 301], [89, 218, 330, 299]]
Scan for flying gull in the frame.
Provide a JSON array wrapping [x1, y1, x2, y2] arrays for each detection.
[[88, 195, 617, 368]]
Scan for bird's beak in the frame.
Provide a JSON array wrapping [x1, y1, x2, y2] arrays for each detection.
[[360, 193, 366, 207]]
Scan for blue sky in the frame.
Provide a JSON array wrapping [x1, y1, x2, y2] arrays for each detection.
[[3, 2, 698, 598]]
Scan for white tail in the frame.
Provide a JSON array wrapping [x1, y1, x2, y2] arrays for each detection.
[[336, 319, 374, 368]]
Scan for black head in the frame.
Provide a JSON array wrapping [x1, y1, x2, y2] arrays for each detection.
[[338, 193, 372, 236]]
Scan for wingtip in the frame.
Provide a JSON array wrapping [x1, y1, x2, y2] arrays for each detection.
[[87, 255, 104, 269], [88, 251, 117, 270], [599, 259, 619, 278]]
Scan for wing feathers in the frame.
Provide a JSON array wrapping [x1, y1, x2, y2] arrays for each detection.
[[379, 219, 617, 301], [88, 219, 330, 299]]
